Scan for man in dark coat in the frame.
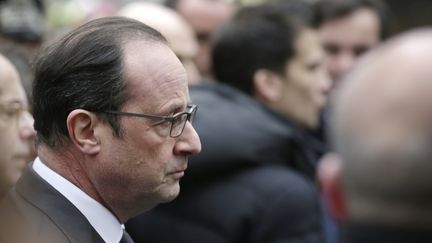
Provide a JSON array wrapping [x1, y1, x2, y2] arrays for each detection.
[[128, 82, 324, 243], [127, 2, 329, 243], [319, 29, 432, 243], [0, 16, 201, 243]]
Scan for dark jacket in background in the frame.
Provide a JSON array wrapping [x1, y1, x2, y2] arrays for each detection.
[[127, 83, 325, 243], [341, 223, 432, 243]]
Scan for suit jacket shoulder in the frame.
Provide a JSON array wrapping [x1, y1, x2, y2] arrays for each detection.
[[0, 166, 105, 243]]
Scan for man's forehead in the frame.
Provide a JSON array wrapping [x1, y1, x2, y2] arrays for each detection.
[[0, 66, 22, 97], [320, 8, 380, 42], [336, 31, 432, 126], [122, 40, 184, 81], [122, 40, 188, 105]]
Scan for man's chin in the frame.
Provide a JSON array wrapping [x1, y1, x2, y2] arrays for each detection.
[[161, 184, 181, 203]]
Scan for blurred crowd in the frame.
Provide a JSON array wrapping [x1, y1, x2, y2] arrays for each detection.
[[1, 0, 432, 242]]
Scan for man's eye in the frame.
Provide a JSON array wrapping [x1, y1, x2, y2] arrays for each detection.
[[159, 121, 171, 128], [323, 44, 340, 55], [2, 104, 22, 117], [306, 63, 319, 71], [354, 46, 369, 56], [0, 107, 21, 123], [150, 119, 170, 128]]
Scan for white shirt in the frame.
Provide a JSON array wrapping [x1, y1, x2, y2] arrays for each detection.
[[33, 157, 123, 243]]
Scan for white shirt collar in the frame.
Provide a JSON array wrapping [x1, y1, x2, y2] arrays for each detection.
[[33, 157, 123, 243]]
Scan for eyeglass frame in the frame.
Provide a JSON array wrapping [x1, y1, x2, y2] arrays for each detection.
[[0, 101, 30, 122], [101, 104, 198, 138]]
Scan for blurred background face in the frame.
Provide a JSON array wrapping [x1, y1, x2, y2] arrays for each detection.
[[176, 0, 235, 79], [171, 29, 201, 85], [319, 7, 380, 87], [275, 29, 330, 129], [117, 2, 201, 85], [0, 59, 35, 194]]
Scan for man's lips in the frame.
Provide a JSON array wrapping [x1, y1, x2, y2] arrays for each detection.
[[168, 166, 187, 179], [171, 171, 185, 179]]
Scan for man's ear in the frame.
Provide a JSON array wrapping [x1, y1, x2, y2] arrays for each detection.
[[253, 69, 283, 103], [318, 152, 346, 222], [66, 109, 101, 155]]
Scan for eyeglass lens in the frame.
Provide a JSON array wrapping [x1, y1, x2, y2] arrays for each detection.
[[170, 106, 197, 137]]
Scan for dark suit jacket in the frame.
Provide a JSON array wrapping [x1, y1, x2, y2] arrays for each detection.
[[0, 165, 105, 243], [341, 223, 432, 243]]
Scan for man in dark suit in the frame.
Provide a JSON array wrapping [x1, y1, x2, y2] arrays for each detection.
[[312, 0, 388, 89], [0, 54, 35, 199], [0, 16, 201, 243], [126, 3, 328, 243], [320, 29, 432, 243]]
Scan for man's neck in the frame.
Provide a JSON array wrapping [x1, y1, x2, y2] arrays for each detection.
[[37, 144, 106, 207]]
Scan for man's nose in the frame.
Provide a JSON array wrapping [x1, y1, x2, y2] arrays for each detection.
[[19, 111, 36, 140], [175, 121, 201, 155], [335, 51, 356, 77], [320, 68, 332, 95]]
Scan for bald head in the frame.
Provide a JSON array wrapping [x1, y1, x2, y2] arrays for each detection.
[[118, 2, 201, 84], [330, 29, 432, 228], [175, 0, 236, 79]]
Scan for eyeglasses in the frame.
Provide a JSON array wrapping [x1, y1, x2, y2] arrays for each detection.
[[103, 104, 198, 138], [0, 102, 29, 124]]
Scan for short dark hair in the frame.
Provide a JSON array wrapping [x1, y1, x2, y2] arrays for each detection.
[[32, 16, 167, 148], [312, 0, 389, 39], [212, 2, 309, 95]]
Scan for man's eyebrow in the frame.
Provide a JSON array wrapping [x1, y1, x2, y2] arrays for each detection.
[[162, 102, 188, 115]]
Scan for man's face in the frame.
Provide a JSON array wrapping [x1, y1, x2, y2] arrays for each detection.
[[319, 8, 381, 87], [275, 29, 330, 129], [169, 19, 201, 85], [0, 61, 35, 193], [177, 0, 235, 78], [117, 2, 202, 85], [94, 41, 201, 213]]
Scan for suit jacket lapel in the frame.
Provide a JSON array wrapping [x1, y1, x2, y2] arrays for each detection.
[[16, 166, 105, 243]]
